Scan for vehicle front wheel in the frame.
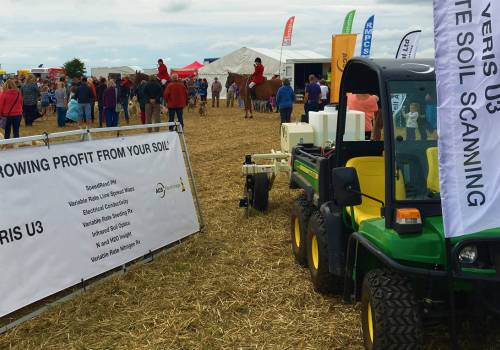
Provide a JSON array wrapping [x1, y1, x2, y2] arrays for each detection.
[[361, 269, 422, 350]]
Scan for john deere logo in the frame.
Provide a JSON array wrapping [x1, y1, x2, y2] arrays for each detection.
[[156, 183, 166, 198]]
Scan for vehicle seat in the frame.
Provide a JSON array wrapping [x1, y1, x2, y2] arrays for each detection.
[[426, 147, 440, 193], [346, 157, 405, 225]]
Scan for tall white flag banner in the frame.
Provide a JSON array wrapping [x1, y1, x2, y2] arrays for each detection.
[[0, 132, 199, 316], [393, 30, 421, 123], [396, 30, 421, 59], [434, 1, 500, 238]]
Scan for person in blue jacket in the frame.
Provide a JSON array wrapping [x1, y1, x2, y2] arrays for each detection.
[[276, 78, 295, 124], [66, 88, 80, 123], [199, 78, 208, 102]]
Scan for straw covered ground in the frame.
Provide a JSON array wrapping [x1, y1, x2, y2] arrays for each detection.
[[0, 103, 496, 349]]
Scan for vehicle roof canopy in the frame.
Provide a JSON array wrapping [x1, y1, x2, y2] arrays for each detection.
[[341, 58, 435, 95]]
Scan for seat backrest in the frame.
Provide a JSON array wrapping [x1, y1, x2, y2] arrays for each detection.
[[346, 156, 406, 225], [426, 147, 440, 193], [346, 156, 385, 208]]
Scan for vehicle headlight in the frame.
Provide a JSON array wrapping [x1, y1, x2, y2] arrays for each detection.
[[458, 245, 478, 264]]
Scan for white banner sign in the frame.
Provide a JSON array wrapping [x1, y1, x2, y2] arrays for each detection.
[[396, 30, 421, 59], [0, 132, 199, 316], [434, 1, 500, 237], [391, 93, 407, 120], [393, 31, 420, 121]]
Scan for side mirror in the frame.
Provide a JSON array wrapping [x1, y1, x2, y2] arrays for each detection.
[[332, 167, 362, 207]]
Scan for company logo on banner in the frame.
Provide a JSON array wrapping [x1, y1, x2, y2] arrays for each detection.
[[331, 34, 357, 104], [396, 30, 421, 59], [0, 132, 199, 316], [434, 1, 500, 237], [342, 10, 356, 34], [392, 30, 422, 125], [391, 93, 407, 117], [361, 15, 375, 57], [282, 16, 295, 47]]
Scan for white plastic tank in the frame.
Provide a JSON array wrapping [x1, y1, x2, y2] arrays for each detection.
[[308, 111, 336, 147], [308, 110, 366, 147], [345, 110, 366, 142], [280, 123, 315, 153], [324, 105, 337, 114]]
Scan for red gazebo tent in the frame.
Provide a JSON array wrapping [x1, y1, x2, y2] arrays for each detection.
[[171, 61, 204, 79], [183, 61, 204, 70]]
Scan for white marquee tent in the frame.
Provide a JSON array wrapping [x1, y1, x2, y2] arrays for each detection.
[[198, 47, 328, 99], [90, 66, 144, 78]]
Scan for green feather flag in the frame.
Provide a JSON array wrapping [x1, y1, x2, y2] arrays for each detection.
[[342, 10, 356, 34]]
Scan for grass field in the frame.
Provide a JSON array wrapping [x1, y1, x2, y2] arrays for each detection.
[[0, 103, 496, 349]]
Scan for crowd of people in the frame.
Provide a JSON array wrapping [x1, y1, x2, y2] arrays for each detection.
[[275, 74, 331, 124], [0, 73, 142, 138], [0, 60, 204, 140], [0, 57, 336, 141]]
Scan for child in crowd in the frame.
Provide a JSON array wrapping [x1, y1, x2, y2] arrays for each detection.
[[404, 102, 420, 141], [269, 95, 276, 113], [40, 84, 50, 117], [48, 85, 57, 116], [199, 78, 208, 102], [66, 87, 80, 124], [54, 81, 67, 127]]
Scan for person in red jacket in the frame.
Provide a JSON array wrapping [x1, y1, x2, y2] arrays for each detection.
[[249, 57, 265, 99], [157, 58, 171, 87], [0, 79, 23, 139], [164, 74, 188, 130]]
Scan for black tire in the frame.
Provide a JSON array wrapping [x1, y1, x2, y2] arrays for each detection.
[[290, 196, 312, 266], [289, 177, 299, 189], [306, 211, 343, 294], [361, 269, 422, 350], [251, 173, 269, 212]]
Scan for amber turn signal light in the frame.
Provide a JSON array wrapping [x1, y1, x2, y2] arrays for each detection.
[[394, 208, 422, 234]]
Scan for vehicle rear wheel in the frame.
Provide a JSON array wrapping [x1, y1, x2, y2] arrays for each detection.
[[246, 173, 269, 212], [290, 196, 312, 266], [306, 211, 342, 294], [361, 269, 422, 350]]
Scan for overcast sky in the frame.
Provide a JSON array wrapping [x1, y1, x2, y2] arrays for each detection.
[[1, 0, 434, 72]]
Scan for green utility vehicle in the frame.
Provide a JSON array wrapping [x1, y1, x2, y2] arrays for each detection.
[[290, 58, 500, 349]]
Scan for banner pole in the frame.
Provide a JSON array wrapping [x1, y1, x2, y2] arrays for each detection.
[[446, 238, 460, 350], [279, 45, 284, 77], [178, 125, 205, 230]]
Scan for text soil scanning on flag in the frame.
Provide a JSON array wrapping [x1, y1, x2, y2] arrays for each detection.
[[435, 0, 500, 237], [450, 2, 496, 206], [454, 2, 498, 206]]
